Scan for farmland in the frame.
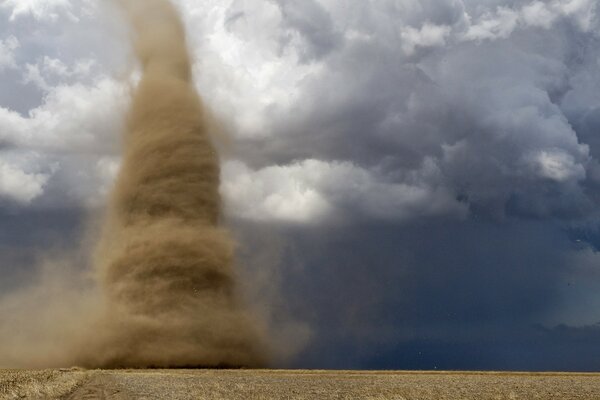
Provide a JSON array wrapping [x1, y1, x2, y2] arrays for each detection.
[[1, 369, 599, 399]]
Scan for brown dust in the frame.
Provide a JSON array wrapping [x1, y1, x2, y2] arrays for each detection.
[[72, 0, 266, 368], [0, 0, 266, 369]]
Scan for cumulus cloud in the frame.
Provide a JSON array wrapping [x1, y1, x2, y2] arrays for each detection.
[[0, 75, 127, 205], [0, 0, 130, 207], [222, 3, 592, 221], [0, 0, 597, 221], [0, 0, 92, 22], [0, 155, 51, 204], [463, 0, 597, 41], [0, 36, 18, 70], [2, 0, 600, 370], [529, 150, 586, 182], [273, 0, 343, 62], [401, 23, 452, 55], [23, 57, 96, 91], [222, 159, 466, 223]]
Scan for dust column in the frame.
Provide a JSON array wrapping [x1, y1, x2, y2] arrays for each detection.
[[78, 0, 265, 368]]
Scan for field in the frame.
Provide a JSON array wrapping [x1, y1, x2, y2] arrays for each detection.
[[1, 369, 600, 399]]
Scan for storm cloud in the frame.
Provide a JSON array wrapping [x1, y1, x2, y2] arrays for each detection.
[[1, 0, 600, 370]]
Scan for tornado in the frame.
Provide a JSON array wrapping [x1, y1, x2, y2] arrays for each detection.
[[76, 0, 266, 368]]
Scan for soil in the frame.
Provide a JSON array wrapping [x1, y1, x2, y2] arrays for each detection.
[[2, 369, 600, 399]]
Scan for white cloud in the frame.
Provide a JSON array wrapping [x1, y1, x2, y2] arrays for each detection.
[[401, 23, 452, 55], [463, 0, 598, 41], [0, 36, 19, 70], [22, 63, 50, 91], [39, 57, 96, 79], [0, 76, 126, 152], [23, 57, 98, 92], [0, 45, 126, 207], [557, 0, 597, 30], [1, 0, 78, 21], [0, 157, 51, 204], [180, 0, 318, 139], [464, 7, 520, 41], [222, 159, 466, 224], [529, 150, 587, 182], [95, 156, 120, 198], [2, 0, 600, 369], [222, 160, 332, 223], [521, 2, 560, 29], [0, 0, 597, 222]]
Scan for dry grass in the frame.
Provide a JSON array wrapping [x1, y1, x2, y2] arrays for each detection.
[[2, 369, 600, 399], [0, 368, 89, 399], [105, 369, 600, 400]]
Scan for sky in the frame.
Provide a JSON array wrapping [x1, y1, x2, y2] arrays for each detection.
[[1, 0, 600, 370]]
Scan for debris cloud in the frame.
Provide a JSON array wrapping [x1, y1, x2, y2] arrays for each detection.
[[75, 0, 266, 368]]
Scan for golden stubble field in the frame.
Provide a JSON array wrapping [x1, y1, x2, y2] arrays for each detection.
[[1, 369, 600, 399]]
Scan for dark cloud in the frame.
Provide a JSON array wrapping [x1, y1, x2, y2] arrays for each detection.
[[236, 6, 597, 221], [231, 218, 600, 369], [2, 0, 600, 371], [0, 207, 85, 292], [357, 323, 600, 371], [274, 0, 343, 62], [0, 70, 44, 115]]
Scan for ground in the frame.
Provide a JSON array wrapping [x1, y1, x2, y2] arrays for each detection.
[[1, 369, 599, 399]]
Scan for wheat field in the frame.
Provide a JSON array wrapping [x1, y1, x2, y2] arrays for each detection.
[[1, 369, 599, 399]]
